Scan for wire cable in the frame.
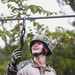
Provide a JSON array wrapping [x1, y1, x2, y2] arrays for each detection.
[[0, 15, 75, 21]]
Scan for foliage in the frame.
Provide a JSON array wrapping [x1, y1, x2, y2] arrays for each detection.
[[56, 0, 75, 28], [56, 0, 75, 11], [0, 0, 75, 75]]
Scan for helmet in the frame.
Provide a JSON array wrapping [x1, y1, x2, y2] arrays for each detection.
[[30, 35, 52, 56]]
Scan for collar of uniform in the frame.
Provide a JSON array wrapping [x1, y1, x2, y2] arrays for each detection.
[[31, 59, 51, 71]]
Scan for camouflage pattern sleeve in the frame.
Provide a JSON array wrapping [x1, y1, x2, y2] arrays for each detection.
[[5, 60, 32, 75], [5, 62, 17, 75]]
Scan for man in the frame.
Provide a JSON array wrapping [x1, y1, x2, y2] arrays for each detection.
[[6, 35, 56, 75]]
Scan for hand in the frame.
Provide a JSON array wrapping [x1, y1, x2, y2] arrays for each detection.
[[11, 49, 22, 64]]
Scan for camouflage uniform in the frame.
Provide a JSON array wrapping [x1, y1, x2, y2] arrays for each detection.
[[17, 59, 56, 75], [6, 62, 17, 75], [6, 59, 56, 75]]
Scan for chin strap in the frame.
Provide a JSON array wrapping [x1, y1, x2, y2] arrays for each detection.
[[32, 48, 47, 57]]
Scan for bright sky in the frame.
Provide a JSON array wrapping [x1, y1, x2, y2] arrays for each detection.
[[25, 0, 74, 31], [0, 0, 75, 48]]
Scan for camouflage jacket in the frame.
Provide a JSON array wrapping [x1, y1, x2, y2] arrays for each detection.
[[5, 60, 31, 75], [5, 59, 56, 75]]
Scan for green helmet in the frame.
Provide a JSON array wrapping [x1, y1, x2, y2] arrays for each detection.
[[30, 35, 52, 56]]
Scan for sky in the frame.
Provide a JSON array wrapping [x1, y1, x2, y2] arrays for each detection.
[[25, 0, 75, 31], [0, 0, 75, 48]]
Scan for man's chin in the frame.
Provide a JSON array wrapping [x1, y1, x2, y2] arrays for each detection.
[[32, 51, 40, 54], [32, 50, 41, 53]]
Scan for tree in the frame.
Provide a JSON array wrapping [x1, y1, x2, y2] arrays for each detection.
[[56, 0, 75, 27], [56, 0, 75, 11]]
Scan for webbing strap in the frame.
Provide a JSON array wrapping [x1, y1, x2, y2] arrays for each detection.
[[20, 17, 26, 50], [17, 17, 26, 64]]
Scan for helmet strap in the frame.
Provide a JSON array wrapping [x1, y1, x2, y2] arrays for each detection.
[[40, 48, 47, 56], [32, 48, 47, 57]]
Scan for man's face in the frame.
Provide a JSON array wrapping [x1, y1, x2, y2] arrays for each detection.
[[31, 41, 43, 54]]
